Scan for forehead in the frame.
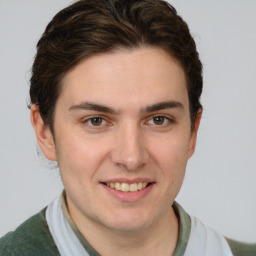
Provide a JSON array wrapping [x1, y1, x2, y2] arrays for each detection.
[[59, 47, 188, 111]]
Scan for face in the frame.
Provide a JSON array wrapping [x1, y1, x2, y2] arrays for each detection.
[[35, 47, 198, 233]]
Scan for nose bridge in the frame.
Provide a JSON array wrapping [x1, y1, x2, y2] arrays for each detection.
[[110, 121, 148, 170]]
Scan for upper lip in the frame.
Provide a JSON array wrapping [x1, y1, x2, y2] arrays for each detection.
[[101, 178, 155, 184]]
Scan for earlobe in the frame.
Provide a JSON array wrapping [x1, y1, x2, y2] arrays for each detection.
[[188, 109, 202, 159], [30, 104, 57, 161]]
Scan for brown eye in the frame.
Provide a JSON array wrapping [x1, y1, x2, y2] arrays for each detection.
[[89, 117, 104, 126], [152, 116, 166, 125]]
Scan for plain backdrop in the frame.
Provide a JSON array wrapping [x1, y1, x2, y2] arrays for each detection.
[[0, 0, 255, 242]]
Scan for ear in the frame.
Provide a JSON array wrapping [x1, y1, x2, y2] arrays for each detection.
[[188, 109, 202, 159], [30, 104, 57, 161]]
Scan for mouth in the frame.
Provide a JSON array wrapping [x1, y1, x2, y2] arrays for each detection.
[[100, 180, 155, 202], [101, 181, 153, 192]]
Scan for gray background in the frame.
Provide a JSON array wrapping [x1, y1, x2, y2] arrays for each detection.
[[0, 0, 255, 242]]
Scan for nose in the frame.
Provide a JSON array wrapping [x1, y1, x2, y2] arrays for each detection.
[[109, 123, 149, 171]]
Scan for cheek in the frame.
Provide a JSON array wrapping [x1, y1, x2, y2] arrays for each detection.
[[150, 133, 190, 200], [151, 134, 191, 170], [55, 135, 111, 179]]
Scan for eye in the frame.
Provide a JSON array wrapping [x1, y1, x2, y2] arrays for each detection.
[[86, 117, 106, 126], [148, 116, 171, 126]]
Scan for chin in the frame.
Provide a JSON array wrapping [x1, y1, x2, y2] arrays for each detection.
[[107, 220, 150, 233], [100, 210, 155, 233]]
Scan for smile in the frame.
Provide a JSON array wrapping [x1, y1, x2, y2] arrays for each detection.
[[101, 180, 155, 202], [105, 182, 148, 192]]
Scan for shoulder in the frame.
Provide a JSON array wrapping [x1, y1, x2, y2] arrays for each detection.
[[190, 215, 256, 256], [0, 209, 59, 256], [174, 202, 256, 256], [226, 238, 256, 256]]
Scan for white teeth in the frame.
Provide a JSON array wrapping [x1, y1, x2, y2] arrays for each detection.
[[121, 183, 130, 192], [129, 183, 138, 192], [142, 182, 147, 188], [115, 182, 121, 190], [106, 182, 149, 192]]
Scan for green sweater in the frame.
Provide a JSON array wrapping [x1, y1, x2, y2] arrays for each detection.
[[0, 208, 255, 256], [0, 209, 59, 256]]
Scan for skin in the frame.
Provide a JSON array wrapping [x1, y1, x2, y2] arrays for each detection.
[[31, 47, 201, 255]]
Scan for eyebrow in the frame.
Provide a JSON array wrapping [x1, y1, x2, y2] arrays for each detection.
[[143, 101, 184, 113], [69, 102, 116, 114], [69, 101, 184, 114]]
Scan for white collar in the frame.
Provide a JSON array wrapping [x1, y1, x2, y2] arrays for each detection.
[[45, 194, 90, 256], [184, 215, 233, 256]]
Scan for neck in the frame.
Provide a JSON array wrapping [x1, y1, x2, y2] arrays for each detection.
[[68, 205, 179, 256]]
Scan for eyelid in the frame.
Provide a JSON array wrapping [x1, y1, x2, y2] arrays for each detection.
[[82, 114, 107, 122]]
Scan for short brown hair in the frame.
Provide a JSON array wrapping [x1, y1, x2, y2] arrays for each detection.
[[29, 0, 203, 132]]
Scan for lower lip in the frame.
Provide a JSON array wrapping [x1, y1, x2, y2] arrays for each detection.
[[101, 183, 155, 202]]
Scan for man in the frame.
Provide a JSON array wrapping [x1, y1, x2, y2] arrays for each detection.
[[0, 0, 255, 255]]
